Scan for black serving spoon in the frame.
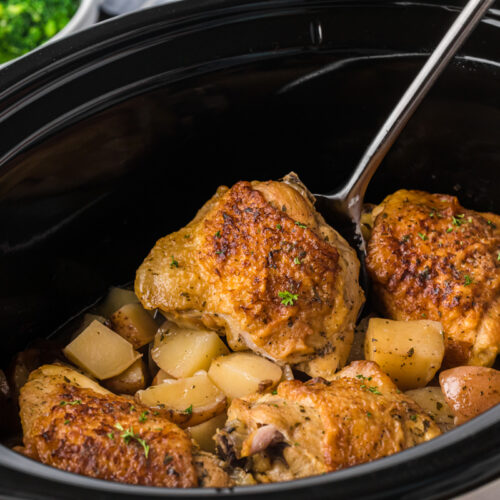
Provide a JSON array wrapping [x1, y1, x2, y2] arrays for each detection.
[[313, 0, 495, 284]]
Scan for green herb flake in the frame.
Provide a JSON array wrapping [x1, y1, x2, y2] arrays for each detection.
[[294, 257, 301, 265], [118, 426, 150, 458], [367, 386, 382, 395], [410, 414, 418, 422], [418, 232, 428, 241], [170, 255, 179, 268], [366, 412, 372, 418], [139, 411, 149, 423], [295, 221, 307, 229], [276, 224, 282, 230], [184, 405, 193, 415], [278, 291, 298, 306], [64, 420, 70, 425], [107, 432, 114, 440], [446, 227, 453, 233], [271, 389, 278, 395], [215, 231, 221, 238], [464, 275, 473, 286]]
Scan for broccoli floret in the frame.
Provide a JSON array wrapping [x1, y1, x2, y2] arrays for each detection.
[[0, 0, 79, 64]]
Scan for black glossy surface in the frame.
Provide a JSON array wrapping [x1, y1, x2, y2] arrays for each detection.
[[0, 0, 499, 498]]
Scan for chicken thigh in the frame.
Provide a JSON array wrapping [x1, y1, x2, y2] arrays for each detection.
[[215, 360, 440, 482], [17, 364, 232, 487], [366, 190, 500, 367], [135, 174, 364, 378]]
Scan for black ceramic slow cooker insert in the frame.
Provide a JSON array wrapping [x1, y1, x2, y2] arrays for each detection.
[[0, 0, 499, 498]]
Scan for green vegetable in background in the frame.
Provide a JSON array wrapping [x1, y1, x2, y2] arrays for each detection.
[[0, 0, 80, 64]]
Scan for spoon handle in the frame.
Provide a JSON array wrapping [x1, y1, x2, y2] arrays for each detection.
[[338, 0, 495, 213]]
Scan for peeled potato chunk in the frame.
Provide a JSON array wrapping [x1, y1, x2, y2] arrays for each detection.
[[439, 366, 500, 425], [110, 303, 158, 349], [103, 359, 148, 395], [63, 320, 141, 380], [405, 386, 455, 431], [136, 371, 226, 427], [97, 286, 139, 318], [152, 321, 229, 378], [364, 318, 444, 390], [152, 369, 173, 385], [188, 412, 227, 453], [208, 352, 282, 399]]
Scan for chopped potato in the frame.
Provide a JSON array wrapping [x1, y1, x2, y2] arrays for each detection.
[[103, 359, 148, 394], [405, 386, 455, 430], [63, 320, 141, 380], [188, 413, 227, 452], [439, 366, 500, 425], [71, 313, 109, 341], [152, 369, 173, 385], [110, 303, 158, 349], [152, 321, 229, 378], [364, 318, 444, 390], [136, 371, 226, 427], [208, 352, 282, 399], [97, 286, 139, 318]]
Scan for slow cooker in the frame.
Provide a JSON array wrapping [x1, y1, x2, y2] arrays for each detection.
[[0, 1, 499, 498]]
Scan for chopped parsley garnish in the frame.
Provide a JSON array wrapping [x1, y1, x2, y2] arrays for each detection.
[[170, 255, 179, 268], [295, 221, 307, 229], [446, 227, 453, 233], [59, 399, 81, 406], [184, 405, 193, 415], [410, 414, 417, 422], [64, 420, 70, 425], [115, 424, 149, 458], [452, 215, 465, 226], [271, 389, 278, 395], [497, 252, 500, 262], [139, 411, 149, 423], [276, 224, 282, 230], [294, 257, 301, 265], [418, 232, 427, 241], [362, 386, 382, 395], [215, 231, 221, 238], [107, 432, 114, 440], [366, 412, 372, 418], [464, 275, 473, 286], [278, 291, 298, 306]]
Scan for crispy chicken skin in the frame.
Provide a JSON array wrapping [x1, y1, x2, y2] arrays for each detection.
[[215, 361, 441, 482], [366, 190, 500, 367], [17, 364, 232, 488], [135, 174, 364, 378]]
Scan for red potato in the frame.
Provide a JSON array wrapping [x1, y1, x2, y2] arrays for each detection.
[[439, 366, 500, 425]]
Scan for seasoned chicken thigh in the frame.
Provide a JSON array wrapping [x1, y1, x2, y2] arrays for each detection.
[[215, 360, 440, 482], [17, 364, 232, 487], [366, 190, 500, 367], [135, 174, 364, 378]]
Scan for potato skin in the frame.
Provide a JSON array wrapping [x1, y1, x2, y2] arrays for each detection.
[[103, 359, 149, 395], [439, 366, 500, 425]]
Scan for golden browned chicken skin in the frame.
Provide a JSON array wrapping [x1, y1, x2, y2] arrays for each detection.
[[215, 361, 441, 482], [135, 174, 364, 378], [366, 190, 500, 367], [17, 364, 232, 488]]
